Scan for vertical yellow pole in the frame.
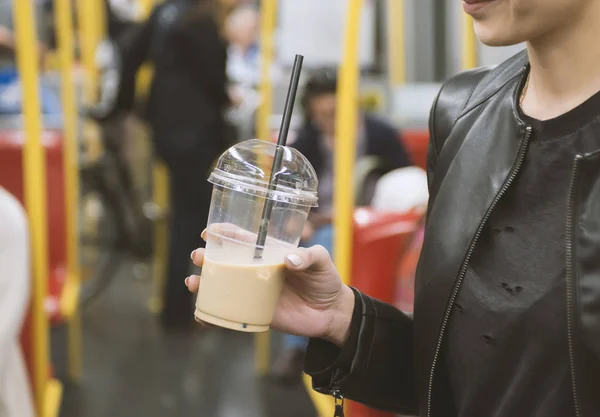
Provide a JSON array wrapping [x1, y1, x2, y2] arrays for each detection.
[[333, 0, 362, 286], [136, 0, 156, 95], [254, 0, 278, 377], [303, 2, 364, 416], [55, 0, 82, 381], [139, 0, 155, 18], [255, 0, 277, 142], [77, 0, 106, 160], [12, 1, 62, 416], [141, 0, 171, 315], [150, 162, 169, 314], [462, 14, 478, 70], [387, 0, 406, 86]]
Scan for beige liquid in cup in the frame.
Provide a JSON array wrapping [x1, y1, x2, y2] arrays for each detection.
[[195, 253, 286, 333]]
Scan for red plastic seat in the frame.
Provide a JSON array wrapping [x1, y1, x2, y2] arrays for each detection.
[[351, 207, 421, 303], [0, 128, 67, 378], [349, 207, 422, 417], [400, 129, 429, 171], [395, 226, 424, 314]]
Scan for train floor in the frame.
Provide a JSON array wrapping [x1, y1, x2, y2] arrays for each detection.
[[53, 260, 317, 417]]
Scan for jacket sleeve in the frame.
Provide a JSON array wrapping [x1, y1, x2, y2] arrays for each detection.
[[305, 290, 418, 415]]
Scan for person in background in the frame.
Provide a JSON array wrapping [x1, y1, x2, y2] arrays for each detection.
[[270, 69, 413, 383], [0, 24, 47, 71], [225, 4, 260, 88], [0, 187, 35, 417], [0, 26, 13, 51], [222, 4, 261, 141], [118, 0, 230, 331]]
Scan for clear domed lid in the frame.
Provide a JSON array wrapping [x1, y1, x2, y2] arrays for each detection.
[[209, 139, 319, 207]]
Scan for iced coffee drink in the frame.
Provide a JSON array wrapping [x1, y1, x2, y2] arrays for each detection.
[[195, 233, 287, 332], [194, 140, 318, 332]]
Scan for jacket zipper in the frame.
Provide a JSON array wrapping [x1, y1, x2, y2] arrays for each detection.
[[426, 126, 533, 417], [332, 384, 345, 417], [330, 368, 346, 417], [565, 155, 582, 417]]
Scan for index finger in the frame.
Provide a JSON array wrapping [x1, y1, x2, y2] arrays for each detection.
[[191, 247, 205, 268]]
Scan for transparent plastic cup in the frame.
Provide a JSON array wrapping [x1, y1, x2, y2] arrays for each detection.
[[194, 139, 318, 332]]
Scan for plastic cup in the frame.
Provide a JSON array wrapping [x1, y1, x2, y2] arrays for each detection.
[[194, 139, 318, 332]]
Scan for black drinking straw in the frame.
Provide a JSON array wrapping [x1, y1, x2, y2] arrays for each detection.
[[254, 54, 304, 260]]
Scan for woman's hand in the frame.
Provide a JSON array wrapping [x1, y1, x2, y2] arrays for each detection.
[[187, 237, 355, 347]]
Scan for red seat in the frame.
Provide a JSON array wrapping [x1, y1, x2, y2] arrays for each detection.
[[0, 128, 67, 380], [395, 226, 424, 314], [401, 129, 429, 170], [351, 207, 421, 303], [349, 207, 422, 417]]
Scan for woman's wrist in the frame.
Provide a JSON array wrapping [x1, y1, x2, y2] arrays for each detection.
[[325, 285, 356, 348]]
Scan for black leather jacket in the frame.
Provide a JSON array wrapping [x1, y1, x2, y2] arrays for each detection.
[[306, 51, 600, 417]]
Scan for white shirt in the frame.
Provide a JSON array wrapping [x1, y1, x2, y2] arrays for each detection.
[[0, 187, 34, 417]]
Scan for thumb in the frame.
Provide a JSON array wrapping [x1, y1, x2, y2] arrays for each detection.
[[285, 245, 333, 273]]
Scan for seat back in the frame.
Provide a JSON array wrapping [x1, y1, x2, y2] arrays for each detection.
[[400, 129, 429, 170], [371, 166, 428, 213]]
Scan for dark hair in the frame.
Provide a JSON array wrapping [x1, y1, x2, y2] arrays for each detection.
[[301, 68, 338, 123]]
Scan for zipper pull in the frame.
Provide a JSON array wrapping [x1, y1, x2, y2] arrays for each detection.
[[332, 387, 345, 417]]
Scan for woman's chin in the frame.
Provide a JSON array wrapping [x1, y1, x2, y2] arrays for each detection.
[[474, 24, 526, 47]]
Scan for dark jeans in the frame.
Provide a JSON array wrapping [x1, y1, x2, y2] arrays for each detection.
[[154, 128, 222, 329]]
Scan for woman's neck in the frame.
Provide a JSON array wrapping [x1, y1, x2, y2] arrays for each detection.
[[523, 3, 600, 120]]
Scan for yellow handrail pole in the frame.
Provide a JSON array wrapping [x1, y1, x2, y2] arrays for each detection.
[[140, 0, 171, 315], [139, 0, 155, 20], [255, 0, 277, 142], [303, 1, 364, 415], [77, 0, 106, 160], [462, 14, 478, 70], [136, 0, 156, 96], [334, 0, 362, 288], [254, 0, 278, 377], [387, 0, 406, 86], [149, 162, 169, 314], [55, 0, 82, 381], [12, 1, 63, 416]]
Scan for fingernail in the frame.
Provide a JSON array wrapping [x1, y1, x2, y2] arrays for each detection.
[[190, 250, 196, 260], [201, 229, 207, 241], [184, 277, 189, 286], [287, 254, 302, 266]]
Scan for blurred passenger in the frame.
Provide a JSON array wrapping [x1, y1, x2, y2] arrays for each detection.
[[0, 26, 13, 51], [223, 4, 261, 141], [0, 24, 47, 71], [271, 69, 413, 383], [225, 5, 260, 87], [224, 4, 283, 141], [0, 188, 34, 417], [119, 0, 230, 331]]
